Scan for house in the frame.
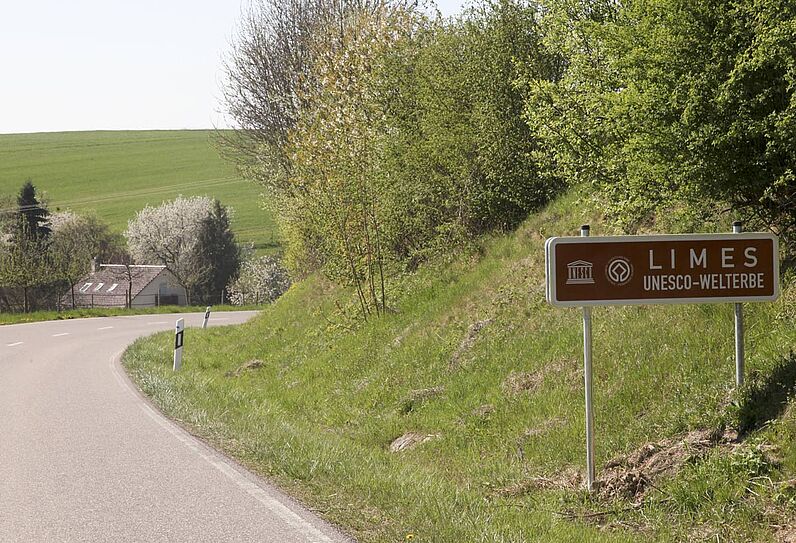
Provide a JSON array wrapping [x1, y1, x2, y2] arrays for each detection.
[[64, 264, 187, 308]]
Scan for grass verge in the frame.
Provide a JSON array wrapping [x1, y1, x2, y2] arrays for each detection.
[[0, 305, 262, 326], [123, 192, 796, 542]]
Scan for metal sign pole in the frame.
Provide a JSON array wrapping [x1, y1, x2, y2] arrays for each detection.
[[173, 318, 185, 371], [581, 224, 595, 491], [733, 221, 745, 387], [202, 306, 211, 329]]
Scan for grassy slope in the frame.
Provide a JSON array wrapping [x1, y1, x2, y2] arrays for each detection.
[[123, 192, 796, 542], [0, 131, 277, 250]]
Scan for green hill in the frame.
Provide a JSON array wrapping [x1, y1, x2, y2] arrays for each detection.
[[0, 130, 277, 251], [123, 192, 796, 542]]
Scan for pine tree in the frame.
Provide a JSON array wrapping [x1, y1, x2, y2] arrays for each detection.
[[16, 180, 51, 240], [192, 200, 241, 303]]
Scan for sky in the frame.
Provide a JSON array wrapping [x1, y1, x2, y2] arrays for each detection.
[[0, 0, 467, 135]]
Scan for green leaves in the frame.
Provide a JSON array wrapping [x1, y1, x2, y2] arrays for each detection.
[[522, 0, 796, 242]]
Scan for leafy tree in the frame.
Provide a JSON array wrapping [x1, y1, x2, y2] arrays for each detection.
[[125, 195, 213, 304], [50, 212, 127, 309], [221, 0, 564, 316], [284, 4, 418, 316], [412, 0, 563, 232], [221, 0, 412, 190], [0, 233, 52, 312], [522, 0, 796, 244]]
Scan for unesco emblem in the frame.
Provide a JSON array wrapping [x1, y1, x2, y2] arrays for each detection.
[[605, 257, 633, 286]]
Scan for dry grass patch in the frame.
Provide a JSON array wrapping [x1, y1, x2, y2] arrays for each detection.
[[225, 359, 266, 377], [449, 318, 493, 369]]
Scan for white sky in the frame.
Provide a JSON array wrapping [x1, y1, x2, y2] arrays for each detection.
[[0, 0, 467, 135]]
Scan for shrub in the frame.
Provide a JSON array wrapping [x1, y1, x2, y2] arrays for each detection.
[[226, 255, 291, 305]]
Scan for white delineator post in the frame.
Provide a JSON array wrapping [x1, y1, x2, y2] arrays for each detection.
[[202, 306, 211, 329], [581, 224, 595, 491], [733, 221, 745, 387], [173, 318, 185, 371]]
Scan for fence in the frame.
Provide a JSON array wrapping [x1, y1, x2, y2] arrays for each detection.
[[0, 286, 273, 314], [62, 291, 271, 310]]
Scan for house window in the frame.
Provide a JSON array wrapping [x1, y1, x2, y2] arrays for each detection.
[[79, 283, 93, 293], [93, 283, 105, 292], [107, 283, 119, 293]]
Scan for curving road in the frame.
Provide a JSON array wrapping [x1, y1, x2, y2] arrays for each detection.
[[0, 312, 351, 543]]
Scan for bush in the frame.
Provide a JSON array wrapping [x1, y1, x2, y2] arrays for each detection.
[[226, 255, 291, 305]]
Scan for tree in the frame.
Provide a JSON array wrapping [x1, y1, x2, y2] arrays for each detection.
[[50, 212, 127, 309], [226, 255, 290, 305], [222, 0, 387, 189], [15, 180, 51, 240], [522, 0, 796, 244], [0, 233, 52, 312], [125, 196, 241, 304], [0, 181, 53, 311], [221, 0, 566, 317], [190, 200, 242, 303]]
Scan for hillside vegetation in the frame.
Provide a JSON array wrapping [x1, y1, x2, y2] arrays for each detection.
[[0, 130, 277, 250], [124, 192, 796, 542]]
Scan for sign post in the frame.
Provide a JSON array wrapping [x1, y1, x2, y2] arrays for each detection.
[[545, 229, 779, 490], [733, 222, 745, 387], [580, 225, 595, 490], [173, 318, 184, 371], [202, 306, 211, 330]]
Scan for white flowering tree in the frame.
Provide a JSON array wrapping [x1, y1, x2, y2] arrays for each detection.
[[124, 195, 214, 304], [226, 255, 290, 306]]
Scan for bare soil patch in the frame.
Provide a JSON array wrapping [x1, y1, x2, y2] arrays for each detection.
[[502, 370, 544, 395], [596, 428, 735, 501], [499, 428, 736, 502]]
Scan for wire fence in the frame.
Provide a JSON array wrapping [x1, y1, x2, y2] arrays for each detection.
[[0, 286, 272, 313]]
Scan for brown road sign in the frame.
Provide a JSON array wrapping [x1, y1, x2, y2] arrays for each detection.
[[545, 233, 779, 307]]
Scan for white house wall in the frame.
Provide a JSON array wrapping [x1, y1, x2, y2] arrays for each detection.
[[131, 271, 187, 307]]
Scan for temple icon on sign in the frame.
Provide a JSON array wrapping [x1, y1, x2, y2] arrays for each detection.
[[566, 260, 595, 285]]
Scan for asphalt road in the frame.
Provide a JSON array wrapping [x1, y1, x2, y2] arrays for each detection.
[[0, 312, 352, 542]]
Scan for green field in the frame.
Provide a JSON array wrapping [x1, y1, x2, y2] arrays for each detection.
[[0, 130, 277, 251], [124, 191, 796, 542]]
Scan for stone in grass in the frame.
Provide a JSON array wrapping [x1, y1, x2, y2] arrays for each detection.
[[388, 432, 440, 453]]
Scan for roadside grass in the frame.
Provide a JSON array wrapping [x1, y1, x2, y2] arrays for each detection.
[[0, 305, 262, 326], [123, 191, 796, 542], [0, 130, 278, 252]]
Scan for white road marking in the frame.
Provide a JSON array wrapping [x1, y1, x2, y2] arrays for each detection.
[[6, 342, 23, 347], [146, 321, 168, 325], [53, 333, 69, 337], [97, 326, 114, 330], [108, 351, 335, 543]]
